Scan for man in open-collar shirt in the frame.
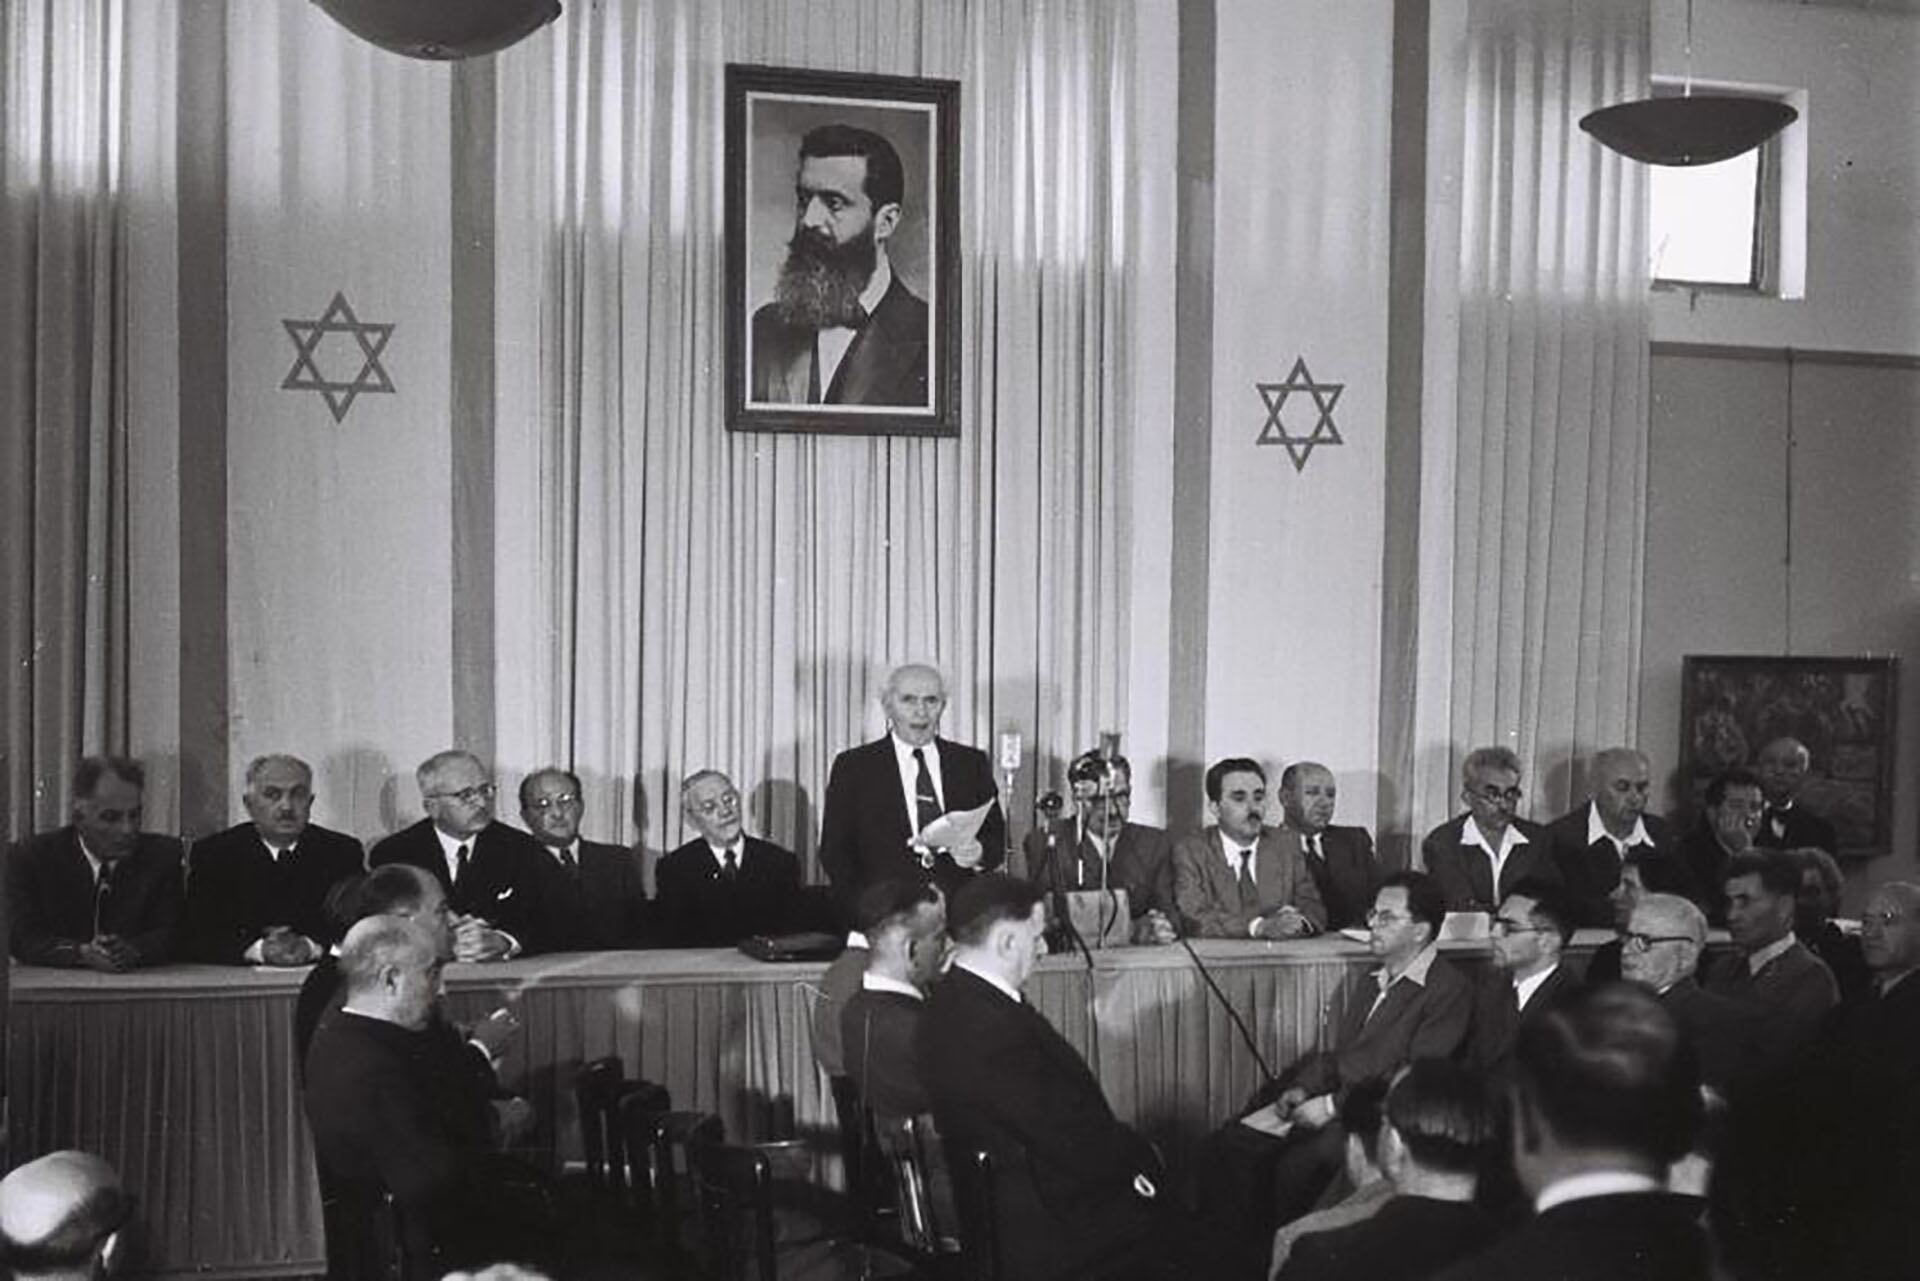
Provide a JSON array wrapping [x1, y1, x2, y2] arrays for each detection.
[[1421, 746, 1559, 914], [1545, 748, 1681, 926]]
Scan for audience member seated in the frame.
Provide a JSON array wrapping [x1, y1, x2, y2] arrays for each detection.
[[1705, 850, 1838, 1080], [1618, 892, 1758, 1100], [517, 768, 648, 950], [842, 879, 946, 1118], [811, 926, 869, 1079], [1025, 748, 1177, 944], [0, 1150, 134, 1281], [918, 876, 1183, 1281], [1675, 768, 1764, 926], [1433, 986, 1710, 1281], [1421, 747, 1557, 914], [1267, 1080, 1393, 1279], [183, 753, 364, 965], [1467, 883, 1581, 1075], [1545, 748, 1681, 927], [296, 864, 455, 1068], [1751, 736, 1837, 853], [1783, 844, 1869, 1001], [1172, 758, 1326, 940], [1275, 761, 1380, 931], [304, 916, 550, 1277], [7, 756, 183, 970], [1583, 850, 1694, 988], [1277, 1059, 1498, 1281], [370, 750, 545, 959], [655, 770, 801, 946], [1201, 873, 1471, 1277]]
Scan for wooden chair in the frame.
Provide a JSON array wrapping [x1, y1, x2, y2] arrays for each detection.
[[828, 1074, 892, 1240], [872, 1113, 963, 1265], [572, 1056, 626, 1193], [685, 1130, 779, 1281], [639, 1110, 723, 1259]]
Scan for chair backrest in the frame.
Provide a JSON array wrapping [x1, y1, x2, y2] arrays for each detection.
[[828, 1074, 890, 1238], [872, 1112, 958, 1256], [942, 1139, 999, 1281], [572, 1056, 625, 1190], [643, 1110, 723, 1255], [686, 1132, 776, 1281]]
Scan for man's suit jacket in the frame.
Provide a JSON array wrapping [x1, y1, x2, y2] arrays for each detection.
[[1803, 918, 1872, 1002], [654, 835, 800, 947], [918, 965, 1170, 1281], [818, 735, 1006, 907], [1280, 1194, 1498, 1281], [1675, 821, 1739, 925], [1023, 819, 1175, 917], [1172, 826, 1328, 939], [1466, 962, 1582, 1073], [6, 828, 184, 966], [1658, 978, 1762, 1099], [368, 819, 547, 953], [183, 822, 365, 963], [1431, 1191, 1710, 1281], [750, 275, 929, 407], [1544, 804, 1678, 927], [1420, 814, 1557, 913], [842, 988, 929, 1117], [1288, 951, 1473, 1100], [1754, 802, 1837, 853], [1277, 821, 1381, 930], [1705, 939, 1838, 1079], [526, 838, 649, 951]]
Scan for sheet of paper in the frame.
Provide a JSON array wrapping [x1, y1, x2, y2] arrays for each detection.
[[914, 799, 993, 849], [1237, 1104, 1294, 1139]]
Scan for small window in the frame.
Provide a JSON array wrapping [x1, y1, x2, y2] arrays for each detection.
[[1646, 80, 1802, 296]]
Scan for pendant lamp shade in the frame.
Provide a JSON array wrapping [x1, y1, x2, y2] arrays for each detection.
[[1580, 95, 1797, 167], [312, 0, 561, 60]]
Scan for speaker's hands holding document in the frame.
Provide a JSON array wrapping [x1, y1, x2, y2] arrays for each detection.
[[912, 800, 995, 868]]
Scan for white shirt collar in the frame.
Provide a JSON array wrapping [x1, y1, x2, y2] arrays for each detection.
[[1462, 816, 1529, 860], [954, 956, 1024, 1004], [1375, 942, 1440, 990], [861, 972, 925, 1000], [707, 838, 744, 866], [75, 836, 106, 880], [891, 732, 938, 766], [1514, 962, 1560, 1010], [433, 825, 478, 882], [542, 839, 581, 865], [1535, 1169, 1663, 1213], [1586, 802, 1652, 852], [1217, 827, 1261, 870], [845, 930, 870, 950], [1747, 931, 1798, 974]]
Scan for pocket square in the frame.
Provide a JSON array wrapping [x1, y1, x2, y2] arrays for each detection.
[[495, 887, 515, 902]]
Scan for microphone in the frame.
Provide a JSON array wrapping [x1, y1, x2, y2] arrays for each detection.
[[1034, 791, 1092, 970], [998, 732, 1024, 774]]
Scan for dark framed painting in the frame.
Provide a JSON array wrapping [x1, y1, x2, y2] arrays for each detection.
[[725, 64, 960, 437], [1678, 654, 1898, 857]]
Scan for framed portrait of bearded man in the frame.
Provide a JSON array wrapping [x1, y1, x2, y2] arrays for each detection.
[[726, 64, 960, 437]]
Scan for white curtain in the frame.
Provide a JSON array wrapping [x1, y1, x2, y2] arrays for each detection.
[[1411, 0, 1651, 829], [491, 0, 1161, 871]]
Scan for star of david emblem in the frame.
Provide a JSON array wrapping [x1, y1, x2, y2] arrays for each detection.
[[281, 292, 396, 422], [1255, 356, 1345, 473]]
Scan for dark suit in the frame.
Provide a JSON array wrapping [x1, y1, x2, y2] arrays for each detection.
[[1544, 804, 1679, 927], [1289, 950, 1474, 1101], [526, 838, 648, 951], [1705, 939, 1837, 1080], [1657, 978, 1762, 1099], [183, 822, 365, 963], [654, 835, 800, 947], [918, 966, 1176, 1281], [1024, 819, 1175, 918], [1754, 802, 1836, 853], [6, 828, 184, 966], [1466, 962, 1582, 1073], [750, 275, 929, 407], [369, 819, 547, 953], [1171, 827, 1327, 938], [1280, 1195, 1497, 1281], [1802, 918, 1871, 1002], [1421, 814, 1557, 913], [1674, 821, 1742, 926], [1279, 821, 1381, 930], [1431, 1191, 1710, 1281], [818, 735, 1006, 907], [842, 987, 929, 1117]]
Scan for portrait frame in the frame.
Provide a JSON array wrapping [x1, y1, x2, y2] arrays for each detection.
[[1678, 654, 1899, 858], [725, 64, 960, 438]]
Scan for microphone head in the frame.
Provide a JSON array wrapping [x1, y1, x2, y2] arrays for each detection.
[[1098, 730, 1121, 761], [998, 732, 1024, 773], [1037, 791, 1065, 816]]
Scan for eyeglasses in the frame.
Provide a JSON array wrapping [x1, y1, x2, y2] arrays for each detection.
[[1366, 908, 1411, 925], [690, 793, 740, 817], [1621, 931, 1693, 952], [427, 783, 496, 805], [1490, 918, 1539, 936], [1862, 910, 1907, 927], [1468, 786, 1524, 804], [525, 792, 580, 812]]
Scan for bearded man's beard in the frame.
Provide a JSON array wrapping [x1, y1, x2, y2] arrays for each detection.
[[773, 224, 877, 330]]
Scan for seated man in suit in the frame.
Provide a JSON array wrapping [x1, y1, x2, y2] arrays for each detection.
[[1024, 747, 1176, 944], [918, 876, 1183, 1281], [1276, 761, 1380, 931], [1468, 881, 1581, 1074], [0, 1149, 135, 1281], [1544, 747, 1681, 927], [7, 755, 183, 970], [1618, 892, 1758, 1101], [517, 768, 648, 951], [304, 916, 549, 1278], [1675, 768, 1764, 926], [183, 754, 365, 965], [1706, 850, 1838, 1081], [655, 770, 801, 947], [1421, 747, 1557, 914], [1278, 1060, 1499, 1281], [819, 663, 1006, 910], [1172, 758, 1326, 940], [1752, 736, 1837, 853], [369, 750, 545, 960], [1433, 986, 1710, 1281], [1783, 845, 1869, 1001], [842, 878, 946, 1116], [1268, 1079, 1394, 1278]]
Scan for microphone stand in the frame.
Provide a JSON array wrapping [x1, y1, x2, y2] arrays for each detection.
[[1036, 793, 1094, 972]]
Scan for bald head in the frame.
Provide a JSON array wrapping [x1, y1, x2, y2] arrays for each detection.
[[1863, 881, 1920, 986], [0, 1151, 130, 1279], [338, 915, 444, 1029]]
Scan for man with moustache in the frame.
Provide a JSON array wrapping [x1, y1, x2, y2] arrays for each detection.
[[751, 124, 929, 408], [1422, 747, 1560, 915], [1173, 758, 1326, 939], [1024, 747, 1177, 944], [184, 754, 366, 964], [655, 770, 801, 946], [1545, 747, 1681, 927], [7, 756, 183, 970], [518, 767, 649, 951], [1275, 761, 1380, 930], [819, 663, 1006, 908]]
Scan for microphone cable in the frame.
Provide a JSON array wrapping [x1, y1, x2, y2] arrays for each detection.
[[1174, 929, 1279, 1091]]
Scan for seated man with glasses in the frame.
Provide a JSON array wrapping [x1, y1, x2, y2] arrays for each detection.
[[655, 770, 801, 947], [369, 750, 548, 960], [1617, 891, 1757, 1099], [1468, 880, 1581, 1075], [518, 768, 649, 951], [1421, 746, 1559, 914], [1023, 747, 1177, 945]]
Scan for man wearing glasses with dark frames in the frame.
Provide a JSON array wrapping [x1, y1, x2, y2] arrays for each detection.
[[1617, 890, 1756, 1098], [518, 767, 649, 951], [1421, 746, 1559, 914], [370, 750, 547, 960], [1468, 881, 1580, 1074], [1022, 747, 1177, 945]]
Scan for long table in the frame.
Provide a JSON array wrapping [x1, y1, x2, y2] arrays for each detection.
[[8, 934, 1608, 1278]]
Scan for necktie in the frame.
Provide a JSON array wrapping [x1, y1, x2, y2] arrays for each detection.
[[1237, 849, 1259, 911], [455, 843, 470, 885], [561, 847, 579, 880], [721, 848, 739, 881], [93, 864, 115, 936], [912, 748, 943, 836]]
